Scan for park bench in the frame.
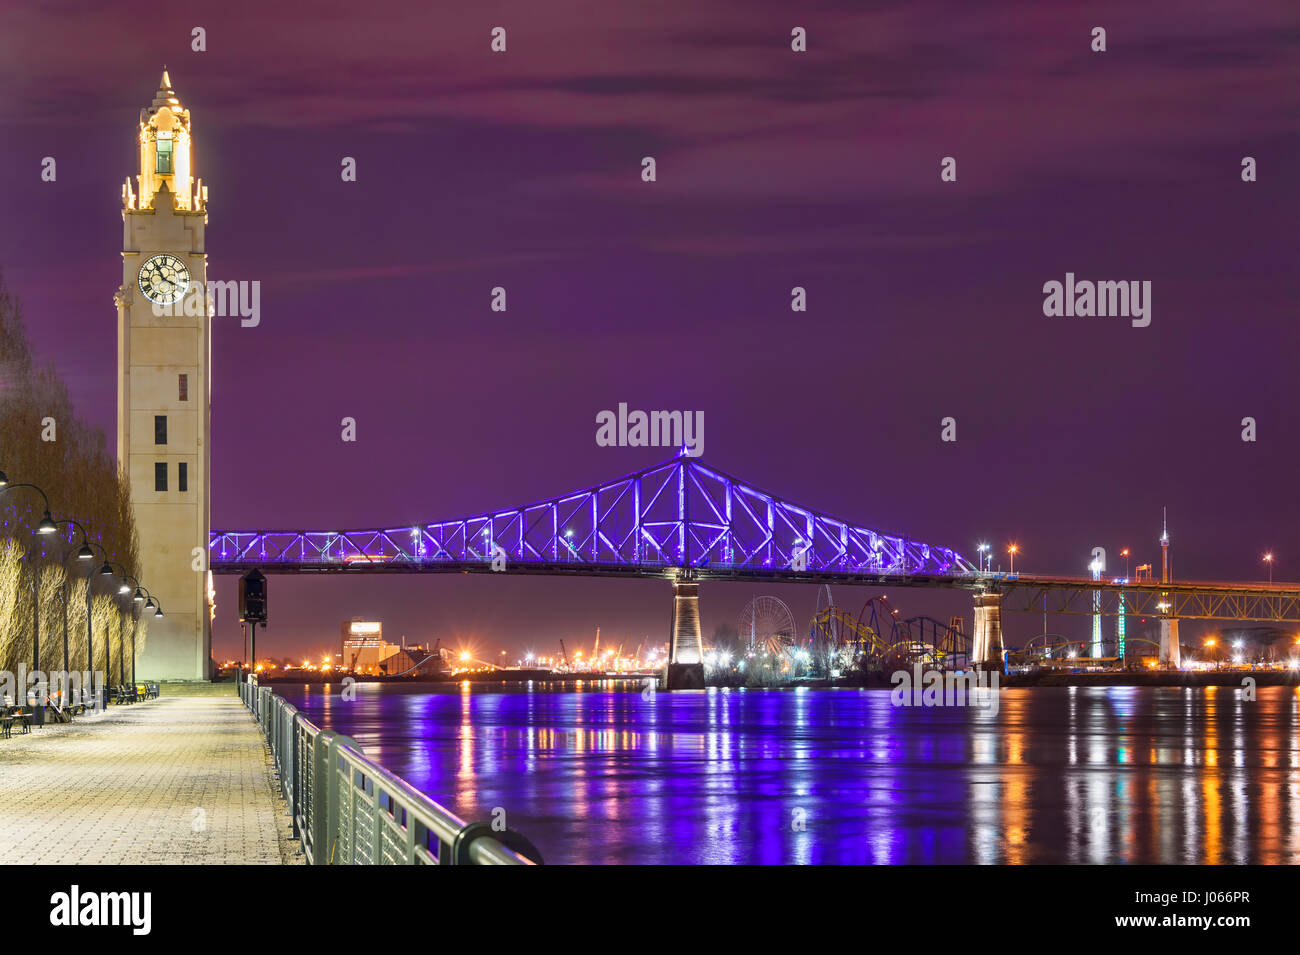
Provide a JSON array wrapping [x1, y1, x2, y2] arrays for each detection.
[[44, 694, 77, 723], [1, 706, 31, 738]]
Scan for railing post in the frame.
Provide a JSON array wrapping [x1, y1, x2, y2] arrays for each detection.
[[272, 700, 282, 777], [371, 781, 385, 865], [289, 712, 300, 839], [280, 705, 289, 794], [403, 803, 418, 864], [311, 731, 336, 865]]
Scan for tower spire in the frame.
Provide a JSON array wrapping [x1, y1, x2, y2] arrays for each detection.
[[1160, 506, 1171, 584], [136, 69, 196, 211]]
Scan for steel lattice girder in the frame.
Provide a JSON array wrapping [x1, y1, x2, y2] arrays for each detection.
[[210, 456, 974, 576], [998, 580, 1300, 623]]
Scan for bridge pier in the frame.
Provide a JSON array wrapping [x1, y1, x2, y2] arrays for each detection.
[[1159, 617, 1181, 667], [664, 579, 705, 690], [971, 592, 1004, 672]]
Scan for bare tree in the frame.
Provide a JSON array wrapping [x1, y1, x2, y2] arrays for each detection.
[[0, 267, 140, 678]]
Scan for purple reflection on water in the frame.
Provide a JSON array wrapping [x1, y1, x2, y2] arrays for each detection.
[[277, 682, 1300, 865]]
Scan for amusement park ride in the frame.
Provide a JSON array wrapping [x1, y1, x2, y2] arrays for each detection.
[[736, 588, 971, 678], [733, 584, 1192, 677]]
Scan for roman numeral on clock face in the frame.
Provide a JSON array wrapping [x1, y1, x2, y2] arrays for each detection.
[[138, 253, 190, 306]]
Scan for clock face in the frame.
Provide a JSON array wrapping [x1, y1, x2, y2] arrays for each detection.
[[138, 253, 190, 306]]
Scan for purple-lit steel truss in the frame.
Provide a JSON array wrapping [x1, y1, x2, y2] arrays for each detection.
[[210, 456, 976, 580]]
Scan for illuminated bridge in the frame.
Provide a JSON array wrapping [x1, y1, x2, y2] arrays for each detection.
[[210, 455, 1300, 687], [212, 456, 972, 579]]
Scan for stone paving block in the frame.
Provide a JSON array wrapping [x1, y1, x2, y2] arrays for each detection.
[[0, 696, 301, 865]]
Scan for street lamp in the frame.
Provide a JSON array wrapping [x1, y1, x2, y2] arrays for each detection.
[[127, 587, 162, 686], [1263, 553, 1274, 585], [49, 517, 98, 684], [977, 543, 990, 573], [0, 481, 60, 679], [100, 563, 141, 694], [115, 574, 148, 690], [73, 548, 115, 691], [1121, 548, 1130, 579], [1007, 543, 1019, 574], [0, 479, 61, 535]]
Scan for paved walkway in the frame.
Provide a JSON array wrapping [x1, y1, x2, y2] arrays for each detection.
[[0, 695, 300, 864]]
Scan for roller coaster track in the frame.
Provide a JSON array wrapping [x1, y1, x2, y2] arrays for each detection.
[[805, 599, 972, 669]]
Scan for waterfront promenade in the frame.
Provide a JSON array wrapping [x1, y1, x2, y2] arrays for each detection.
[[0, 691, 299, 864]]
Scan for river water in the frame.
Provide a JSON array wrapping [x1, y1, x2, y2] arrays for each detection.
[[276, 681, 1300, 865]]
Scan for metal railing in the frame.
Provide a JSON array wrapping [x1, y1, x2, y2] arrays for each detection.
[[239, 679, 539, 865]]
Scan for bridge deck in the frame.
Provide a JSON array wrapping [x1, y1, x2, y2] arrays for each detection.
[[0, 693, 299, 864]]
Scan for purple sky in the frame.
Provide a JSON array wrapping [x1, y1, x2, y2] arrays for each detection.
[[1, 1, 1297, 662]]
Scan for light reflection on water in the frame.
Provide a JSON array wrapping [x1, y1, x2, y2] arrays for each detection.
[[277, 682, 1300, 865]]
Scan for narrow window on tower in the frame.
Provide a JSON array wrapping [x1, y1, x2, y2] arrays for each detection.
[[178, 462, 188, 492], [156, 135, 173, 175], [155, 415, 167, 445], [178, 373, 188, 401], [154, 463, 167, 492]]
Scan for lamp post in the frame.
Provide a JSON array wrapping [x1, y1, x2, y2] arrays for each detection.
[[100, 562, 137, 700], [1264, 553, 1274, 585], [79, 544, 116, 710], [0, 481, 59, 686], [1007, 543, 1019, 574], [129, 588, 162, 687], [147, 597, 163, 689], [82, 544, 113, 674], [116, 574, 145, 691], [50, 517, 97, 684]]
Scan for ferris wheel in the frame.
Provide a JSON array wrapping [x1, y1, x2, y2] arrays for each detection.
[[739, 596, 797, 653]]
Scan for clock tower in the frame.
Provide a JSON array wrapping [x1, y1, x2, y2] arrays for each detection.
[[116, 69, 212, 679]]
